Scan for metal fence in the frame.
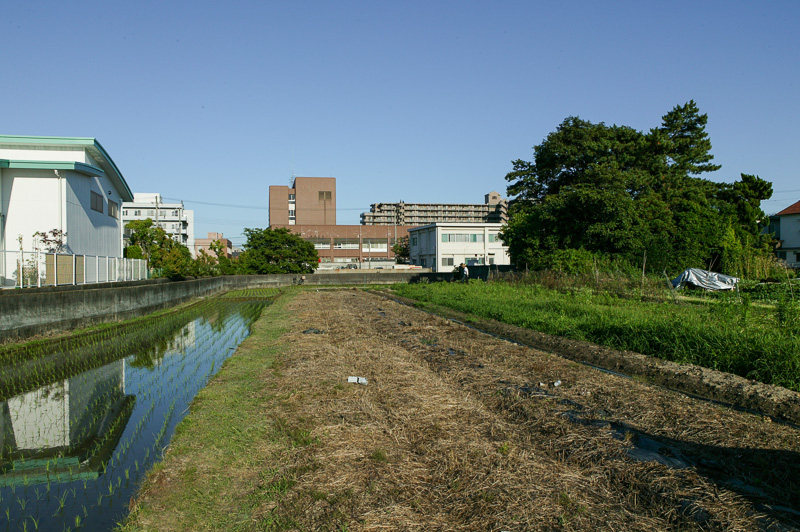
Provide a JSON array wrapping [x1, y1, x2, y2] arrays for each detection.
[[1, 250, 148, 288]]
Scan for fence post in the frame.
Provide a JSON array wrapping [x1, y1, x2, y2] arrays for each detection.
[[37, 252, 41, 288], [18, 251, 23, 289], [83, 255, 86, 285], [73, 254, 76, 285], [54, 253, 58, 287]]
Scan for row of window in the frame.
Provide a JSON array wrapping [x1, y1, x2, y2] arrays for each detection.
[[90, 192, 119, 219], [410, 233, 500, 247], [122, 209, 181, 217]]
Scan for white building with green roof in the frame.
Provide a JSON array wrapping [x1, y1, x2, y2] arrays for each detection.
[[0, 135, 134, 285]]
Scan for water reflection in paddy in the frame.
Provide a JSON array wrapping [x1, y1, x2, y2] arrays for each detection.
[[0, 299, 267, 532]]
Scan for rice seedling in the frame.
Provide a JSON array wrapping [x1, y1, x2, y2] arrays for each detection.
[[0, 291, 277, 532]]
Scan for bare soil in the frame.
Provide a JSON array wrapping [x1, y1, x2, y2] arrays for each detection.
[[131, 289, 800, 531]]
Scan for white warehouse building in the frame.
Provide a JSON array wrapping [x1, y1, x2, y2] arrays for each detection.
[[408, 223, 510, 272], [0, 135, 134, 286]]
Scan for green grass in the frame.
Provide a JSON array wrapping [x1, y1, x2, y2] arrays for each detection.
[[391, 280, 800, 392], [117, 290, 306, 532]]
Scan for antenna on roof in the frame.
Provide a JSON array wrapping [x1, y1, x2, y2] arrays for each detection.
[[290, 149, 296, 188]]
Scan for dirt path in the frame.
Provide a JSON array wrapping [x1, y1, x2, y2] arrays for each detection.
[[127, 289, 800, 531]]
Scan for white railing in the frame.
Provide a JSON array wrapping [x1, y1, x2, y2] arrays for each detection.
[[0, 250, 148, 288]]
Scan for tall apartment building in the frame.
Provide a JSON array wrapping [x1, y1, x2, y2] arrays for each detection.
[[122, 193, 195, 256], [269, 177, 336, 226], [360, 191, 508, 226]]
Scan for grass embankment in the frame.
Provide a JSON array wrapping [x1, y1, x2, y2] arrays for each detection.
[[118, 288, 303, 531], [391, 281, 800, 392]]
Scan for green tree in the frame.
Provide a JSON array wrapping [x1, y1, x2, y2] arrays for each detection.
[[209, 239, 236, 275], [392, 236, 410, 262], [160, 245, 195, 279], [194, 249, 218, 277], [653, 100, 721, 178], [238, 227, 318, 274], [126, 218, 196, 276], [503, 102, 772, 277]]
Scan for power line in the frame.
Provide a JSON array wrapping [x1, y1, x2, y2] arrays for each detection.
[[162, 196, 369, 212]]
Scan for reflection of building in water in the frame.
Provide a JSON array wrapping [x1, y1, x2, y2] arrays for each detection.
[[173, 320, 196, 351], [0, 360, 134, 485]]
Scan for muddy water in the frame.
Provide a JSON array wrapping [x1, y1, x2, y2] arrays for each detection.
[[0, 300, 267, 532]]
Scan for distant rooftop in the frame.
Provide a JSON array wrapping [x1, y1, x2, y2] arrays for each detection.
[[775, 200, 800, 216]]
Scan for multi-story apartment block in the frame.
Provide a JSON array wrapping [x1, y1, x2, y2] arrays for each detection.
[[122, 193, 195, 256], [269, 177, 336, 226], [360, 191, 508, 226]]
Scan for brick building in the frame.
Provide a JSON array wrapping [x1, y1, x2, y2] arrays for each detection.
[[269, 177, 336, 226], [194, 232, 233, 259]]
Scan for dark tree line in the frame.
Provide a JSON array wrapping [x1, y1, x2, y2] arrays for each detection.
[[502, 101, 774, 277]]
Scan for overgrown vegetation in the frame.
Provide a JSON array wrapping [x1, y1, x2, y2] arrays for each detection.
[[392, 277, 800, 392], [502, 101, 777, 278]]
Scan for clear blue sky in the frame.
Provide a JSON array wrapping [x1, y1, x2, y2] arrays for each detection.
[[4, 1, 798, 247]]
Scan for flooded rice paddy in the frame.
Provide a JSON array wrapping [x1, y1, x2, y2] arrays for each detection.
[[0, 292, 274, 532]]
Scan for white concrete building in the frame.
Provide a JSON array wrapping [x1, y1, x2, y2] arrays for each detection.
[[122, 193, 195, 257], [408, 223, 510, 272], [768, 200, 800, 268], [0, 135, 134, 284]]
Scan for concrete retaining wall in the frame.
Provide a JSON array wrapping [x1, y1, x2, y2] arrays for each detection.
[[0, 266, 515, 342]]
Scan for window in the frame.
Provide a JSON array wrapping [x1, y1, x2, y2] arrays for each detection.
[[333, 238, 359, 249], [442, 257, 454, 266], [319, 191, 332, 201], [489, 234, 498, 242], [91, 191, 104, 213], [309, 238, 331, 250], [134, 209, 141, 216], [289, 209, 296, 217], [411, 236, 418, 246], [421, 258, 427, 267], [123, 210, 128, 216], [147, 209, 155, 216], [288, 194, 296, 202], [172, 210, 179, 217], [363, 238, 388, 252], [777, 251, 787, 260], [108, 200, 119, 218]]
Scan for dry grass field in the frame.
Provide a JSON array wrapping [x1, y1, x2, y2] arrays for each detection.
[[122, 289, 800, 531]]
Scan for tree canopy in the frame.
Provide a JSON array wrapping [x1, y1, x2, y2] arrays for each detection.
[[238, 227, 318, 274], [125, 218, 197, 278], [503, 101, 774, 277]]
